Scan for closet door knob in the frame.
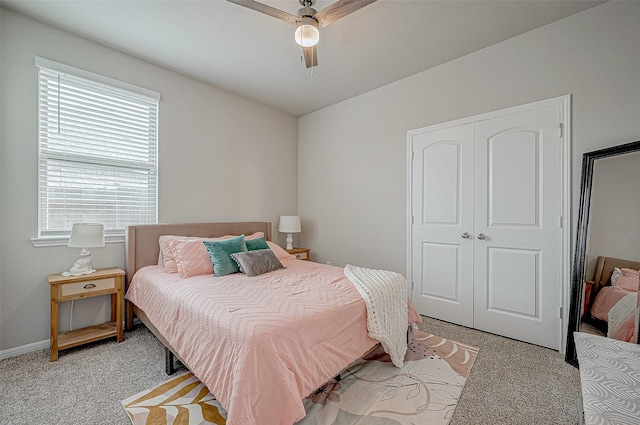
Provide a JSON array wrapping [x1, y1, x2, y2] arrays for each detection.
[[477, 233, 487, 240], [461, 232, 470, 239]]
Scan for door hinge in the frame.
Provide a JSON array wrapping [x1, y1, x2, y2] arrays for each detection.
[[411, 151, 415, 160], [559, 123, 564, 138], [411, 281, 414, 291], [559, 216, 563, 228], [559, 306, 563, 318], [411, 216, 414, 225]]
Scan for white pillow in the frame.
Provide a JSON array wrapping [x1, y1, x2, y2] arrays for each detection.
[[611, 267, 623, 285]]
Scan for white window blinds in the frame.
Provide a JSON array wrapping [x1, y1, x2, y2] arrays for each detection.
[[36, 58, 159, 237]]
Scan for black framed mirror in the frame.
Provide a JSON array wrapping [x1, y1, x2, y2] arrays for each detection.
[[566, 140, 640, 366]]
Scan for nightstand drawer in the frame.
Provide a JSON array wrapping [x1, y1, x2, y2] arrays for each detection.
[[61, 277, 116, 297], [293, 251, 308, 260], [286, 247, 310, 261]]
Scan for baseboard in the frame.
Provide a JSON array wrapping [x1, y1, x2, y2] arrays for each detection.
[[0, 339, 49, 360], [0, 319, 136, 361]]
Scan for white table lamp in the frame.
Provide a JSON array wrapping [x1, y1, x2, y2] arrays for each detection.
[[279, 215, 301, 250], [62, 223, 105, 276]]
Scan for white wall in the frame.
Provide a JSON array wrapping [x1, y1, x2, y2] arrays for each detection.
[[298, 1, 640, 274], [0, 9, 298, 351]]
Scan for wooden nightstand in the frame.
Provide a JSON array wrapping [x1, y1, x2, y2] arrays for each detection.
[[49, 267, 125, 361], [582, 280, 594, 318], [286, 247, 310, 261]]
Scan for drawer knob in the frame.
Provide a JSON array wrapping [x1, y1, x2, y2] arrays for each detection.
[[296, 254, 301, 259], [83, 283, 96, 289]]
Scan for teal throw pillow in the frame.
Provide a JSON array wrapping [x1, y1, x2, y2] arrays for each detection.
[[203, 235, 248, 277], [245, 237, 269, 251]]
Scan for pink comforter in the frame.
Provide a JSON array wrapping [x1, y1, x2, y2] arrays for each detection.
[[126, 260, 419, 425], [590, 285, 634, 322]]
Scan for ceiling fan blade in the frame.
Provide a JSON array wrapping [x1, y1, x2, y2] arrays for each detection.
[[315, 0, 377, 28], [226, 0, 298, 25], [302, 46, 318, 68]]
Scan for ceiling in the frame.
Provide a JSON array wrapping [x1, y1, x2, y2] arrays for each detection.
[[2, 0, 604, 116]]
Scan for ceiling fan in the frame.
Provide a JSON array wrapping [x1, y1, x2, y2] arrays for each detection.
[[226, 0, 377, 68]]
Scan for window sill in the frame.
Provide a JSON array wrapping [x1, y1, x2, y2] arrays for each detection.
[[31, 234, 124, 247]]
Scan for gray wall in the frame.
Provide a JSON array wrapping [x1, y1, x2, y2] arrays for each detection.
[[298, 1, 640, 274], [0, 9, 298, 351], [297, 1, 639, 351], [3, 1, 640, 354]]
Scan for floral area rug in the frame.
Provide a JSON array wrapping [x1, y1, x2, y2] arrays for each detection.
[[121, 328, 478, 425]]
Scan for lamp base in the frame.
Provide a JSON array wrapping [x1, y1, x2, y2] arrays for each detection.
[[61, 248, 97, 276], [285, 233, 294, 250]]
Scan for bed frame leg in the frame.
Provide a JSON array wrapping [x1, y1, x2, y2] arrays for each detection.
[[165, 347, 177, 375], [125, 300, 134, 331]]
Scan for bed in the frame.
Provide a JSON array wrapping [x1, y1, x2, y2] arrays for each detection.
[[584, 256, 639, 342], [124, 222, 419, 425]]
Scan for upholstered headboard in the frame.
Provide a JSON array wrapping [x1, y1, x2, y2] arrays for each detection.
[[124, 221, 272, 290], [124, 222, 272, 330], [592, 256, 640, 292], [588, 256, 640, 313]]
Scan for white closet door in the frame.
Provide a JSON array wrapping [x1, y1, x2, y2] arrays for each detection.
[[473, 105, 562, 349], [409, 100, 566, 350], [410, 124, 474, 327]]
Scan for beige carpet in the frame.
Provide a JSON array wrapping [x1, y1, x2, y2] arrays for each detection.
[[0, 317, 580, 424], [122, 328, 478, 425]]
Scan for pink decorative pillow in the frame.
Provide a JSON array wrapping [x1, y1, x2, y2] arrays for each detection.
[[621, 268, 639, 277], [159, 235, 186, 273], [266, 241, 295, 261], [170, 239, 215, 278], [159, 235, 230, 273], [159, 233, 266, 273], [613, 268, 639, 292], [245, 232, 265, 240], [221, 232, 264, 241]]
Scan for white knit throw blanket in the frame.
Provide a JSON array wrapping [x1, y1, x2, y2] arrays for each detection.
[[344, 264, 407, 368]]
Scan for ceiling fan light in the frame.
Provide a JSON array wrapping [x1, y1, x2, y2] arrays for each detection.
[[295, 18, 319, 47]]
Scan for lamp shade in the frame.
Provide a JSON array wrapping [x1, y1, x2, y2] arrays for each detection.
[[279, 216, 301, 233], [67, 223, 105, 248]]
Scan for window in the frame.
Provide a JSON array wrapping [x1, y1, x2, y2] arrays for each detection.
[[36, 57, 159, 239]]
